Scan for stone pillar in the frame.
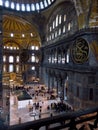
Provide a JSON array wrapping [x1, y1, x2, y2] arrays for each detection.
[[48, 73, 50, 90], [57, 49, 59, 64], [45, 69, 48, 87], [60, 79, 65, 100], [51, 75, 54, 89], [55, 48, 58, 64], [61, 49, 63, 64], [56, 77, 59, 96], [57, 78, 61, 98], [50, 50, 52, 63], [49, 75, 53, 90]]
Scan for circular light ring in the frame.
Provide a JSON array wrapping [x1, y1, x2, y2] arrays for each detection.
[[0, 0, 56, 12]]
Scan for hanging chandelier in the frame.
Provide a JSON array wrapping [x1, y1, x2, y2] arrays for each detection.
[[0, 0, 56, 12]]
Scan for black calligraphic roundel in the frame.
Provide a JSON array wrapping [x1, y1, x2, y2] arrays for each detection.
[[20, 49, 29, 63], [71, 38, 89, 64]]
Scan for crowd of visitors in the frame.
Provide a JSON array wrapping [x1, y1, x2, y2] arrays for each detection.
[[11, 84, 73, 120]]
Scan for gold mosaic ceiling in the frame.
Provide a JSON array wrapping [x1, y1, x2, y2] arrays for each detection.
[[3, 15, 41, 49]]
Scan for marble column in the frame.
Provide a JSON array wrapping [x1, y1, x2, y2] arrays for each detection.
[[55, 77, 59, 96], [60, 79, 65, 100], [48, 73, 50, 90]]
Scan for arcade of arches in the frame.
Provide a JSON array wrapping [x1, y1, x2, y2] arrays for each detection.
[[0, 0, 98, 125]]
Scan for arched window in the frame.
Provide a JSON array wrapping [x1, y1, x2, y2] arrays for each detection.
[[50, 26, 52, 32], [36, 3, 40, 10], [31, 4, 35, 11], [4, 46, 6, 49], [64, 14, 66, 22], [63, 25, 66, 33], [55, 31, 57, 37], [56, 15, 58, 27], [9, 56, 14, 63], [9, 64, 14, 72], [47, 0, 51, 5], [31, 46, 35, 50], [21, 4, 25, 11], [31, 66, 35, 70], [17, 47, 19, 50], [16, 56, 19, 62], [66, 50, 69, 63], [44, 0, 48, 7], [0, 0, 3, 6], [10, 46, 13, 50], [5, 0, 9, 8], [14, 47, 16, 50], [35, 46, 39, 50], [59, 28, 61, 35], [3, 65, 6, 72], [49, 35, 51, 40], [40, 1, 44, 9], [16, 65, 19, 72], [47, 37, 48, 42], [68, 23, 71, 31], [52, 33, 54, 39], [31, 54, 35, 62], [53, 21, 55, 29], [16, 3, 20, 11], [11, 2, 15, 9], [26, 4, 30, 11], [59, 15, 62, 24], [36, 57, 39, 63], [7, 46, 9, 49], [3, 55, 6, 62], [10, 33, 14, 37]]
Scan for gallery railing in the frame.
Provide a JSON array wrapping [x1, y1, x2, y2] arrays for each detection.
[[0, 106, 97, 130]]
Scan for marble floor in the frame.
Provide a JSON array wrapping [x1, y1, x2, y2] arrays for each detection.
[[10, 90, 62, 126], [8, 87, 97, 130]]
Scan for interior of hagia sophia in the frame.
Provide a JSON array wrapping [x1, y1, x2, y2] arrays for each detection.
[[3, 16, 40, 85], [0, 0, 98, 130]]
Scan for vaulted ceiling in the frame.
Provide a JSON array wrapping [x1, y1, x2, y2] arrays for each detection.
[[2, 0, 71, 49], [3, 0, 94, 50]]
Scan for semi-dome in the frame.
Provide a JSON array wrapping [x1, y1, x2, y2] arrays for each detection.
[[3, 15, 41, 49]]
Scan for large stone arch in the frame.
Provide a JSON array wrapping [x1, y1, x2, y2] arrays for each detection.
[[73, 0, 98, 29]]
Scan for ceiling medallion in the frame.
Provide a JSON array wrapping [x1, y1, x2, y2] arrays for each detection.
[[71, 38, 89, 64]]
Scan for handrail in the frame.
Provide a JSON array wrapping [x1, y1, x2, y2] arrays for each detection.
[[4, 106, 98, 130], [43, 63, 97, 73]]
